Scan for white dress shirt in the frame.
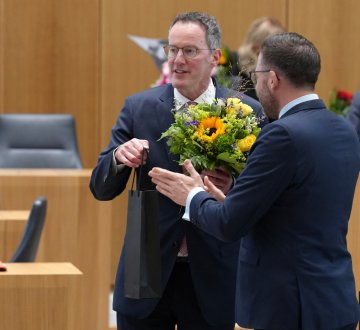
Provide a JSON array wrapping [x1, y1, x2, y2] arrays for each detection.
[[174, 79, 216, 110]]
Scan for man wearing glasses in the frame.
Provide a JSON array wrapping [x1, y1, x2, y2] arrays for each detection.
[[149, 33, 360, 330], [90, 11, 265, 330]]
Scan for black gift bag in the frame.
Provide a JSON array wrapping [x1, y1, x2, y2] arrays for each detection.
[[124, 158, 162, 299]]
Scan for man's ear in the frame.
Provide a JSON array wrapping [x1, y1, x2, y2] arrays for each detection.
[[268, 70, 280, 90], [212, 49, 222, 66]]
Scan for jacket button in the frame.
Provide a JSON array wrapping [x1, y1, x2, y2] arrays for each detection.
[[172, 241, 178, 249]]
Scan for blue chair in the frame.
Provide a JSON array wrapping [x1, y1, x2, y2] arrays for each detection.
[[0, 114, 83, 168], [10, 197, 47, 262]]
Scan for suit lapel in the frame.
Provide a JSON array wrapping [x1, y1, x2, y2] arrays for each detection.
[[153, 85, 182, 170], [214, 79, 231, 99], [155, 85, 176, 130]]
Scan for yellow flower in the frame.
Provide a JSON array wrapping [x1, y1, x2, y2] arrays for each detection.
[[237, 134, 256, 152], [218, 53, 228, 65], [226, 98, 253, 116], [239, 103, 253, 116], [195, 116, 225, 143]]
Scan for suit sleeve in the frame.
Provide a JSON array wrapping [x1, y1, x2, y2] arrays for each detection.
[[346, 92, 360, 140], [89, 98, 134, 201], [189, 123, 296, 242]]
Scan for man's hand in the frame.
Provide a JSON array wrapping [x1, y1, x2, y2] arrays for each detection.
[[149, 159, 203, 205], [203, 176, 226, 201], [201, 167, 233, 194], [115, 138, 149, 168]]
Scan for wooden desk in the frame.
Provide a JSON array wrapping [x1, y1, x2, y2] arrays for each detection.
[[0, 210, 29, 261], [1, 170, 359, 330], [0, 262, 82, 330], [0, 169, 121, 330]]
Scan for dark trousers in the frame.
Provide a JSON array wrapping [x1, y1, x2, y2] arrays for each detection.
[[255, 321, 358, 330], [117, 261, 234, 330]]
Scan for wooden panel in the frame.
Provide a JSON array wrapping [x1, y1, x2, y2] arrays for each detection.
[[0, 211, 29, 261], [348, 175, 360, 296], [0, 0, 287, 169], [0, 262, 82, 330], [0, 0, 101, 168], [0, 222, 4, 261], [0, 169, 117, 330], [288, 0, 360, 100], [1, 0, 360, 169]]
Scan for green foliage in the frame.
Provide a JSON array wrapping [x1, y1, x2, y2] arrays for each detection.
[[328, 89, 353, 117], [159, 98, 261, 175]]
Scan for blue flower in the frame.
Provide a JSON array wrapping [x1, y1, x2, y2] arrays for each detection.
[[185, 120, 199, 126]]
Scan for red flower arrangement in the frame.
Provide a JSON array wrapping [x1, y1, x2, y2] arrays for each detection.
[[328, 89, 353, 116]]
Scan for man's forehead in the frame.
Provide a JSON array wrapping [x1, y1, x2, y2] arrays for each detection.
[[169, 21, 205, 35]]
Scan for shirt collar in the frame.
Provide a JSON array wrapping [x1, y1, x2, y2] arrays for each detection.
[[279, 93, 319, 118], [174, 79, 216, 110]]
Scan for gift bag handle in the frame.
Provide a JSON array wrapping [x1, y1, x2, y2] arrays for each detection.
[[130, 147, 148, 195]]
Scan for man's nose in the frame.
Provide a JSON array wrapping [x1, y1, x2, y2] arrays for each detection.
[[174, 49, 186, 62]]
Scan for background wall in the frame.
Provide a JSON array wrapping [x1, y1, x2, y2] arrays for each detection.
[[2, 0, 360, 167], [1, 0, 360, 286]]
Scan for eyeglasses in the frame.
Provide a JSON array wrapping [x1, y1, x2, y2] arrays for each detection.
[[163, 45, 215, 59], [249, 69, 271, 84]]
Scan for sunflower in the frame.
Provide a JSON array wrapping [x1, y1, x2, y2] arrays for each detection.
[[195, 116, 226, 143]]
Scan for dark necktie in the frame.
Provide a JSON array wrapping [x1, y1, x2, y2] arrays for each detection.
[[176, 101, 197, 114]]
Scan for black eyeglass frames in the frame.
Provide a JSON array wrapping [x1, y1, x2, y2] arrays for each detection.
[[249, 69, 271, 84], [163, 45, 215, 59]]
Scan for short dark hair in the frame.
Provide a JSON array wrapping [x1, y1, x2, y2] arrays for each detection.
[[170, 11, 221, 49], [261, 32, 321, 89]]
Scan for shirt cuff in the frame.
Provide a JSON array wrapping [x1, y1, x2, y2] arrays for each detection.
[[111, 147, 127, 175], [182, 187, 205, 221]]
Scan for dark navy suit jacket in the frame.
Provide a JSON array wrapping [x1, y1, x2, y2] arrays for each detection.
[[346, 91, 360, 141], [89, 81, 265, 326], [190, 99, 360, 329]]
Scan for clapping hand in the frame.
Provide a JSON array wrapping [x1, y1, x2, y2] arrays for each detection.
[[150, 160, 227, 204], [149, 159, 204, 205], [203, 176, 226, 201], [201, 167, 233, 195]]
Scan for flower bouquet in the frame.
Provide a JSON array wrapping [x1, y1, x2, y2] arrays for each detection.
[[328, 89, 353, 116], [160, 98, 261, 175]]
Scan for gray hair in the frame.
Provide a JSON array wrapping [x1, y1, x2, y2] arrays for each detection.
[[169, 11, 221, 49]]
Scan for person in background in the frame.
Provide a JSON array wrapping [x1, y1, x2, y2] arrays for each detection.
[[90, 11, 265, 330], [149, 32, 360, 330], [346, 91, 360, 140], [236, 17, 285, 99]]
